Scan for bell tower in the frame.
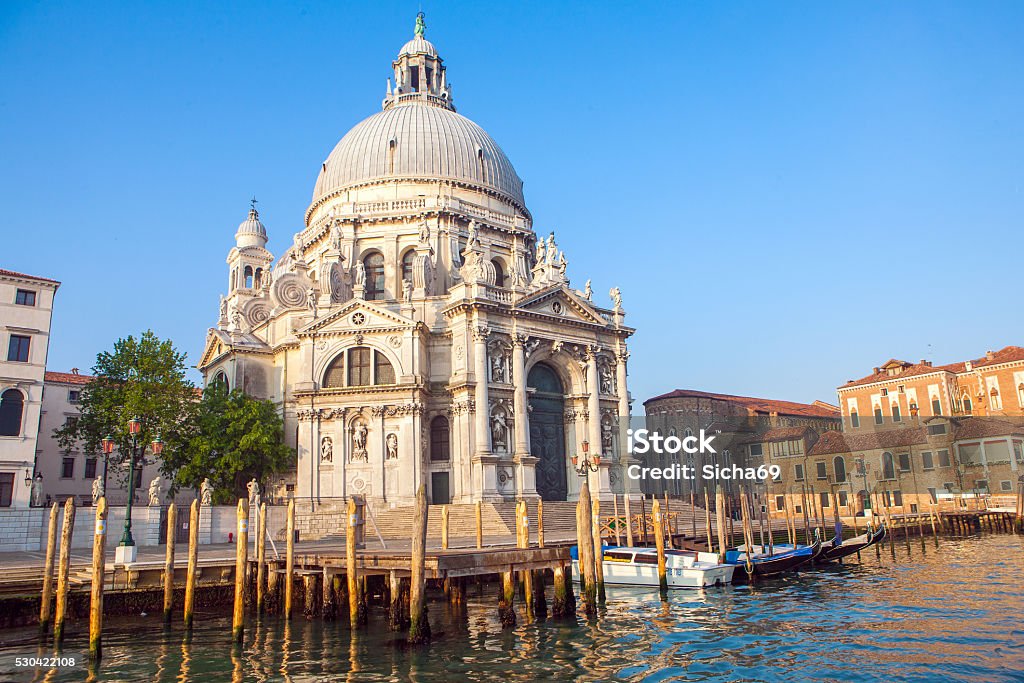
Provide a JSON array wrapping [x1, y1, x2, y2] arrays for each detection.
[[222, 199, 273, 328]]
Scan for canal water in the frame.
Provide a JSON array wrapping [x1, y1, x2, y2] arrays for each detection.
[[1, 533, 1022, 682]]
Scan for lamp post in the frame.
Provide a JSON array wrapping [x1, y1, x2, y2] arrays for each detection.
[[113, 418, 163, 565], [101, 434, 115, 495], [572, 440, 600, 476], [856, 457, 872, 531]]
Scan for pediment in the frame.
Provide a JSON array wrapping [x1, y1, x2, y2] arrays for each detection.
[[297, 298, 415, 336], [197, 328, 230, 369], [515, 285, 610, 326]]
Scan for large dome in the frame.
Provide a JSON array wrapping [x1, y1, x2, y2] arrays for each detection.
[[310, 104, 526, 214]]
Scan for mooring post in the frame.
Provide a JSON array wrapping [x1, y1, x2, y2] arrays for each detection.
[[88, 497, 107, 660], [441, 504, 449, 551], [322, 567, 336, 620], [499, 569, 517, 627], [664, 492, 672, 548], [54, 497, 76, 644], [537, 499, 545, 548], [518, 501, 535, 619], [576, 480, 597, 618], [409, 484, 430, 642], [303, 574, 318, 620], [39, 502, 59, 634], [591, 496, 606, 604], [347, 497, 366, 628], [653, 499, 668, 594], [703, 490, 713, 552], [715, 486, 728, 562], [162, 503, 176, 624], [257, 502, 267, 614], [624, 493, 634, 547], [232, 498, 249, 643], [612, 495, 622, 546], [552, 562, 569, 618], [640, 496, 649, 545], [184, 499, 200, 630], [388, 570, 405, 631], [476, 500, 483, 549], [285, 499, 295, 619]]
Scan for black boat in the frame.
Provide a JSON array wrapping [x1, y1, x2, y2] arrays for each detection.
[[815, 524, 887, 564], [725, 532, 822, 582]]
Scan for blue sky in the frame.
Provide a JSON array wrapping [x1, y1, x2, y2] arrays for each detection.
[[2, 1, 1022, 409]]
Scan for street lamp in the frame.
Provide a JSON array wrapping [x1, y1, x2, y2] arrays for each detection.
[[116, 417, 161, 565], [101, 434, 115, 494], [572, 440, 600, 476]]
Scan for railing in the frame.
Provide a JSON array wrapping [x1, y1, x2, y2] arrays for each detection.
[[484, 286, 513, 304], [354, 198, 428, 214]]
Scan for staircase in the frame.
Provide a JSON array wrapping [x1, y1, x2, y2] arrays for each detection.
[[349, 501, 581, 542]]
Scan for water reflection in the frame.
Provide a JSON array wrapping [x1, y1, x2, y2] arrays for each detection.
[[1, 535, 1023, 682]]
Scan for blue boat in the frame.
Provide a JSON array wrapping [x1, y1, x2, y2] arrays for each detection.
[[724, 531, 821, 581]]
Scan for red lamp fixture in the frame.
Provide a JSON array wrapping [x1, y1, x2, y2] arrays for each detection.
[[101, 434, 115, 454], [128, 417, 142, 436], [151, 435, 164, 455]]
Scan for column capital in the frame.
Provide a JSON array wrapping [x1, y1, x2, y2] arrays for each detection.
[[472, 324, 490, 342]]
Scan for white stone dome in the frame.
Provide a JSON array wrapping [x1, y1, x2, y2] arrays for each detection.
[[399, 36, 437, 57], [310, 102, 526, 214], [235, 207, 267, 248]]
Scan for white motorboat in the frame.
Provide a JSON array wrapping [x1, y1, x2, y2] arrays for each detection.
[[571, 545, 735, 589]]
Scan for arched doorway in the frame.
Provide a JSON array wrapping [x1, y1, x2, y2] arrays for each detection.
[[528, 363, 567, 501]]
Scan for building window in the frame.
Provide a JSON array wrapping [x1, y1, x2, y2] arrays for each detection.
[[15, 289, 36, 306], [374, 350, 396, 385], [1001, 480, 1013, 492], [938, 449, 951, 467], [794, 464, 804, 481], [962, 395, 972, 414], [68, 390, 81, 404], [927, 487, 937, 503], [838, 490, 849, 507], [254, 268, 263, 289], [898, 452, 911, 472], [882, 452, 895, 480], [927, 423, 947, 436], [990, 388, 1002, 411], [891, 403, 901, 422], [815, 461, 827, 480], [348, 347, 371, 386], [833, 456, 846, 483], [61, 457, 75, 479], [893, 490, 903, 507], [931, 398, 942, 415], [491, 259, 505, 287], [7, 334, 30, 362], [244, 265, 254, 289], [775, 495, 785, 510], [1018, 384, 1024, 408], [430, 416, 450, 462], [874, 407, 883, 425], [85, 458, 97, 479], [975, 479, 989, 492], [850, 411, 859, 428], [921, 451, 934, 470], [820, 491, 830, 509], [0, 389, 24, 436], [401, 250, 415, 286], [0, 473, 13, 507], [749, 443, 763, 457], [364, 252, 386, 300]]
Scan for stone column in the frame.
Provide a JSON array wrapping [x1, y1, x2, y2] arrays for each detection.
[[617, 348, 642, 497], [586, 346, 612, 499], [512, 333, 538, 499], [472, 324, 501, 501]]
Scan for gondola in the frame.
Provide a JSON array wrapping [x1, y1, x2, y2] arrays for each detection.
[[724, 532, 821, 582], [814, 524, 887, 564]]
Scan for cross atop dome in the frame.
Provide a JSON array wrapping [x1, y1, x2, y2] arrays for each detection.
[[384, 12, 454, 112]]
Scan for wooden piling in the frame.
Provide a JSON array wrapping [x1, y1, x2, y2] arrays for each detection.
[[612, 495, 622, 546], [703, 490, 713, 552], [441, 504, 449, 550], [160, 503, 176, 624], [664, 492, 672, 548], [322, 567, 336, 620], [39, 502, 59, 633], [53, 497, 76, 644], [517, 501, 535, 618], [303, 574, 318, 620], [576, 480, 597, 618], [184, 499, 200, 630], [346, 497, 366, 628], [408, 484, 430, 643], [88, 497, 107, 660], [388, 570, 406, 631], [285, 499, 295, 619], [714, 486, 728, 562], [624, 494, 634, 547], [499, 570, 517, 627], [552, 563, 570, 618], [537, 499, 545, 548], [476, 500, 483, 549], [591, 496, 605, 603], [652, 499, 667, 594], [232, 498, 249, 643], [256, 502, 267, 614]]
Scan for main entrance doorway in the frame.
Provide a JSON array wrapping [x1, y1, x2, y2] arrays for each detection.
[[528, 363, 567, 501]]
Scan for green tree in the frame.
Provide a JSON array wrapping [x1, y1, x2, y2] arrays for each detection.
[[161, 379, 292, 502], [55, 331, 197, 487]]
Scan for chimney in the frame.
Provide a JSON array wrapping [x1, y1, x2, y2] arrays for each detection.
[[986, 350, 995, 361], [873, 367, 880, 374], [965, 361, 973, 371], [71, 368, 79, 375]]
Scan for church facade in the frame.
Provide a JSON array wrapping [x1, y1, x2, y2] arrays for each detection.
[[198, 16, 637, 508]]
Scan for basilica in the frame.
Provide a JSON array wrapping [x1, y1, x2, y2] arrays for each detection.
[[198, 15, 637, 508]]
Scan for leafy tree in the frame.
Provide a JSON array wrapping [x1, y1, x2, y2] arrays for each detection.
[[55, 331, 197, 487], [161, 379, 292, 502]]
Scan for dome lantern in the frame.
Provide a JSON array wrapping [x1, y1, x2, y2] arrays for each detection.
[[385, 12, 454, 112], [235, 197, 268, 249]]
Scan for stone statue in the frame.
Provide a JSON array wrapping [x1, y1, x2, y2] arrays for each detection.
[[262, 268, 272, 289], [535, 239, 546, 265], [321, 436, 333, 463], [306, 287, 318, 316], [491, 352, 505, 383], [419, 220, 430, 245], [352, 423, 368, 462], [247, 478, 261, 507], [200, 478, 213, 506], [292, 233, 304, 261], [91, 477, 104, 505], [491, 411, 508, 452], [609, 287, 622, 311], [385, 433, 399, 460], [467, 221, 479, 246], [557, 251, 567, 278], [219, 295, 228, 320], [30, 477, 43, 507], [148, 476, 162, 506], [602, 421, 614, 451], [331, 223, 344, 251], [600, 364, 615, 394], [354, 261, 366, 287], [403, 278, 414, 303], [583, 279, 593, 300], [546, 233, 557, 265]]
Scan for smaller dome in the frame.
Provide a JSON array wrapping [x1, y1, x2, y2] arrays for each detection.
[[236, 207, 267, 248], [398, 36, 437, 58]]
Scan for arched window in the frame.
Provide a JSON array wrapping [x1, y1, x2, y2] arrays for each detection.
[[882, 452, 895, 480], [990, 387, 1002, 410], [1018, 383, 1024, 408], [401, 250, 415, 287], [244, 265, 254, 289], [834, 456, 847, 483], [874, 407, 884, 425], [322, 347, 397, 388], [961, 395, 972, 414], [430, 416, 450, 462], [364, 252, 385, 300], [850, 410, 859, 428], [254, 268, 263, 289], [491, 259, 504, 287], [891, 403, 901, 422], [212, 371, 229, 391], [0, 389, 24, 437]]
